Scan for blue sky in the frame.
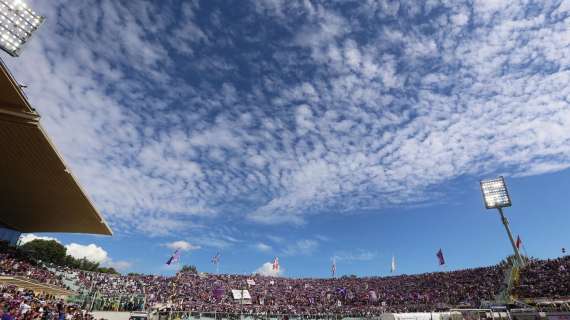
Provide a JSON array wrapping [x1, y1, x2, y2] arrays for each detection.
[[5, 0, 570, 277]]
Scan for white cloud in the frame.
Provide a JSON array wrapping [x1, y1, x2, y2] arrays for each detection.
[[254, 262, 283, 277], [255, 242, 272, 252], [19, 234, 60, 245], [164, 240, 201, 251], [283, 239, 319, 256], [65, 243, 109, 263], [266, 235, 285, 244], [334, 250, 377, 262], [103, 259, 132, 271]]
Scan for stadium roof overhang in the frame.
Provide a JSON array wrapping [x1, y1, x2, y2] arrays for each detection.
[[0, 276, 76, 297], [0, 61, 112, 235]]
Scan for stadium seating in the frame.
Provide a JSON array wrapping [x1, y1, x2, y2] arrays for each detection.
[[1, 244, 568, 317]]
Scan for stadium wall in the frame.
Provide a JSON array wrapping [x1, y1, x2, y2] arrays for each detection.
[[91, 311, 132, 320]]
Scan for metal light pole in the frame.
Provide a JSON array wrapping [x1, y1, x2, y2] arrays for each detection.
[[480, 176, 525, 267], [497, 207, 524, 267]]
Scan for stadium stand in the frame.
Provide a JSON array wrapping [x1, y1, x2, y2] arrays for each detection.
[[1, 243, 569, 317], [513, 256, 570, 300], [0, 284, 92, 320]]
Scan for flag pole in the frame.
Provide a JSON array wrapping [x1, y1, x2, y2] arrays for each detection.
[[520, 238, 529, 259]]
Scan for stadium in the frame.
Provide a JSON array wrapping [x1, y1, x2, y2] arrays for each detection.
[[0, 1, 569, 320]]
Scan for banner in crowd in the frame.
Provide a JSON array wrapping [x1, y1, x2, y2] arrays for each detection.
[[231, 289, 251, 300]]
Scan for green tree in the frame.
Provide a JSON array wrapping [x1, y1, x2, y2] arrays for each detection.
[[16, 239, 123, 274], [499, 254, 531, 268], [63, 255, 79, 268], [20, 240, 66, 265], [180, 265, 198, 274], [97, 267, 118, 274]]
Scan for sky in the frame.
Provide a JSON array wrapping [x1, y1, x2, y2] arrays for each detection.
[[4, 0, 570, 277]]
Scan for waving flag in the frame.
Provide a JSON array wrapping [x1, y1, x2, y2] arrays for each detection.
[[335, 287, 347, 296], [211, 252, 221, 265], [166, 249, 180, 265], [272, 257, 279, 271], [391, 256, 396, 273], [436, 249, 445, 266], [213, 287, 225, 300], [331, 257, 336, 277], [369, 290, 378, 302], [516, 235, 522, 249]]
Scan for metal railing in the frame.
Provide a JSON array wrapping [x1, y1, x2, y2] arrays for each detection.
[[152, 311, 381, 320], [70, 292, 146, 312]]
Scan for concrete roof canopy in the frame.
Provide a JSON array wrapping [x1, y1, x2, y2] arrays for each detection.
[[0, 61, 112, 236]]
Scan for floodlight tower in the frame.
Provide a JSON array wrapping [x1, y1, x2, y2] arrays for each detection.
[[480, 176, 525, 267], [0, 0, 44, 57]]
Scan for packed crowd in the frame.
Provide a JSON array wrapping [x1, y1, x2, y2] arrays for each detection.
[[0, 250, 64, 288], [0, 285, 93, 320], [70, 265, 504, 315], [513, 256, 570, 299], [1, 243, 569, 316], [168, 266, 504, 315]]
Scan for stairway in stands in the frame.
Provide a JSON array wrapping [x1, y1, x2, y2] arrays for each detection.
[[48, 267, 83, 292]]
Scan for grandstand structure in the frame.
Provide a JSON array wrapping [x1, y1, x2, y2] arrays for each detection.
[[0, 60, 112, 244]]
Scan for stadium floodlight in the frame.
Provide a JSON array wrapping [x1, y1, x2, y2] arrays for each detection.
[[480, 176, 512, 209], [480, 176, 524, 267], [0, 0, 44, 57]]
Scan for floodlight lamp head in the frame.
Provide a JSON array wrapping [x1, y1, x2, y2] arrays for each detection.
[[480, 176, 512, 209], [0, 0, 44, 57]]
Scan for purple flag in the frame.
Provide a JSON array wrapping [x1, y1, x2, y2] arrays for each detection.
[[166, 249, 181, 265], [436, 249, 445, 266], [336, 287, 347, 296], [213, 287, 225, 300]]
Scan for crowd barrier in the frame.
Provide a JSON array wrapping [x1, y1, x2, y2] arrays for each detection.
[[129, 310, 570, 320], [153, 312, 379, 320]]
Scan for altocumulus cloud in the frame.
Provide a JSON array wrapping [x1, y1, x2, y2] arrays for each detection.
[[164, 240, 201, 251], [6, 1, 570, 236]]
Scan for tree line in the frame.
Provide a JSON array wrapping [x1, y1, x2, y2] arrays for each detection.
[[16, 239, 119, 274]]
